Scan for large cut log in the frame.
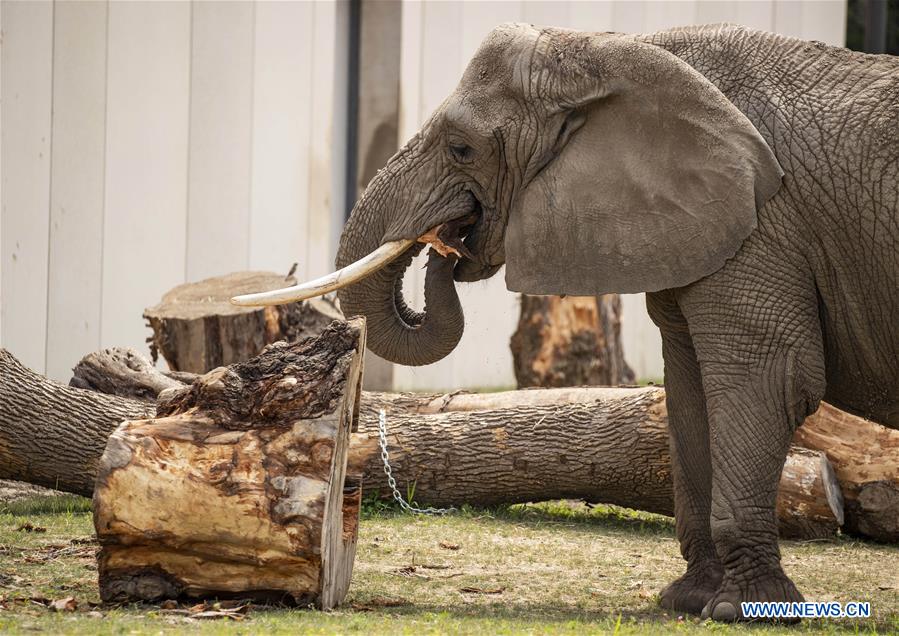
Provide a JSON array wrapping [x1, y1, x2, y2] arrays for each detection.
[[510, 295, 635, 388], [143, 271, 342, 373], [795, 403, 899, 542], [93, 320, 365, 609], [352, 388, 843, 539], [2, 347, 895, 540]]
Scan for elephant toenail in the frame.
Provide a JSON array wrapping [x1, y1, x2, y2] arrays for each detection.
[[712, 601, 738, 621]]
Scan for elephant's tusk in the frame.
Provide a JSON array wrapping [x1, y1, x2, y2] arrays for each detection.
[[230, 239, 416, 307]]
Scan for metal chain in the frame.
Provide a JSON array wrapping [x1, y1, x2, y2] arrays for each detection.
[[377, 409, 455, 515]]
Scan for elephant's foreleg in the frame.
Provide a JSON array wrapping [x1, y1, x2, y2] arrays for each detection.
[[698, 345, 825, 621], [650, 296, 722, 615]]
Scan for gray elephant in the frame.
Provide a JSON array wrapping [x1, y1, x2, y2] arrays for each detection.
[[235, 23, 898, 620]]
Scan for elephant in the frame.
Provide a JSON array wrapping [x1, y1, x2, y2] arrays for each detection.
[[234, 23, 899, 621]]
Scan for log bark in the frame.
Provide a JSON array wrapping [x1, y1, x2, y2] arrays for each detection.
[[4, 347, 897, 540], [510, 295, 635, 388], [0, 349, 153, 495], [143, 271, 342, 373], [70, 347, 184, 401], [795, 403, 899, 542], [353, 388, 843, 539], [93, 320, 366, 608]]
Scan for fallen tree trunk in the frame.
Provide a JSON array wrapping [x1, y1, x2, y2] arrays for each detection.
[[352, 389, 843, 539], [2, 348, 875, 540], [94, 320, 366, 608], [0, 349, 153, 495]]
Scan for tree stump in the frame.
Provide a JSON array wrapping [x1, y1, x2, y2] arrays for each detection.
[[510, 295, 635, 388], [143, 271, 343, 374], [93, 320, 366, 608]]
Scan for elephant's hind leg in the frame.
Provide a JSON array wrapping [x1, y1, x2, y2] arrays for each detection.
[[649, 293, 722, 615]]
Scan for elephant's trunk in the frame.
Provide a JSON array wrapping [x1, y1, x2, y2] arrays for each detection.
[[335, 175, 465, 366], [336, 245, 463, 366], [232, 130, 469, 367]]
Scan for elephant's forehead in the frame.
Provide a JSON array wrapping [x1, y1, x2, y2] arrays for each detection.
[[443, 91, 502, 136]]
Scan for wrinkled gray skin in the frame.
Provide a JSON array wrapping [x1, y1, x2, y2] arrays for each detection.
[[336, 23, 899, 620]]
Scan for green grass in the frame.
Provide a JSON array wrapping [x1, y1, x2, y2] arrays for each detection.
[[0, 494, 92, 516], [1, 495, 897, 634]]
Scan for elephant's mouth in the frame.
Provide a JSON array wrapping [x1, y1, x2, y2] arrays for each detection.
[[230, 196, 497, 308], [414, 198, 501, 283]]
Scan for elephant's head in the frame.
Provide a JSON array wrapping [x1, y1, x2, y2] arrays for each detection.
[[234, 24, 782, 366]]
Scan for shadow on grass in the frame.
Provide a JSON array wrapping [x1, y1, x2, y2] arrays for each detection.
[[362, 497, 675, 537]]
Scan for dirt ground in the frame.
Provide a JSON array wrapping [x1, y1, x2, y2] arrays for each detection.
[[0, 492, 897, 635]]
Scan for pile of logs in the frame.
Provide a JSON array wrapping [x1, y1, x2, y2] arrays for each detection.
[[2, 342, 898, 542], [0, 270, 896, 610]]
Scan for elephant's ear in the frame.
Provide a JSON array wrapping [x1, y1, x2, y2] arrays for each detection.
[[504, 32, 783, 296]]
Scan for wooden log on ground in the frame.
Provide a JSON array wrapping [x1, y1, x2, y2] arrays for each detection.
[[70, 347, 185, 401], [3, 347, 896, 540], [352, 388, 844, 539], [510, 295, 635, 388], [0, 349, 153, 495], [795, 403, 899, 542], [93, 320, 366, 608], [776, 446, 845, 539], [143, 271, 342, 373]]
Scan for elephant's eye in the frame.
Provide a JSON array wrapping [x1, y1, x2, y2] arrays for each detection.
[[448, 142, 473, 164]]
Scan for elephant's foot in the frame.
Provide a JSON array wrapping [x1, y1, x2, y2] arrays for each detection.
[[700, 569, 804, 623], [659, 561, 723, 615]]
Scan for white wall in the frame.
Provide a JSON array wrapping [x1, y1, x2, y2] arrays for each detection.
[[392, 0, 847, 391], [1, 0, 848, 388], [1, 0, 348, 380]]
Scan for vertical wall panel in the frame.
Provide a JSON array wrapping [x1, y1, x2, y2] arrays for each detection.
[[460, 1, 521, 59], [398, 0, 424, 142], [694, 0, 738, 25], [612, 0, 646, 32], [249, 1, 313, 278], [395, 0, 527, 391], [102, 1, 190, 353], [305, 0, 344, 279], [394, 0, 466, 391], [0, 0, 53, 373], [186, 1, 255, 281], [450, 1, 523, 391], [798, 1, 846, 46], [773, 0, 804, 38], [524, 1, 571, 29], [774, 1, 845, 46], [45, 0, 108, 380], [569, 1, 614, 30], [647, 1, 698, 31], [735, 1, 775, 31]]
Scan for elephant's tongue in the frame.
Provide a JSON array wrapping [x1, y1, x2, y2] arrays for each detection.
[[417, 214, 477, 260]]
